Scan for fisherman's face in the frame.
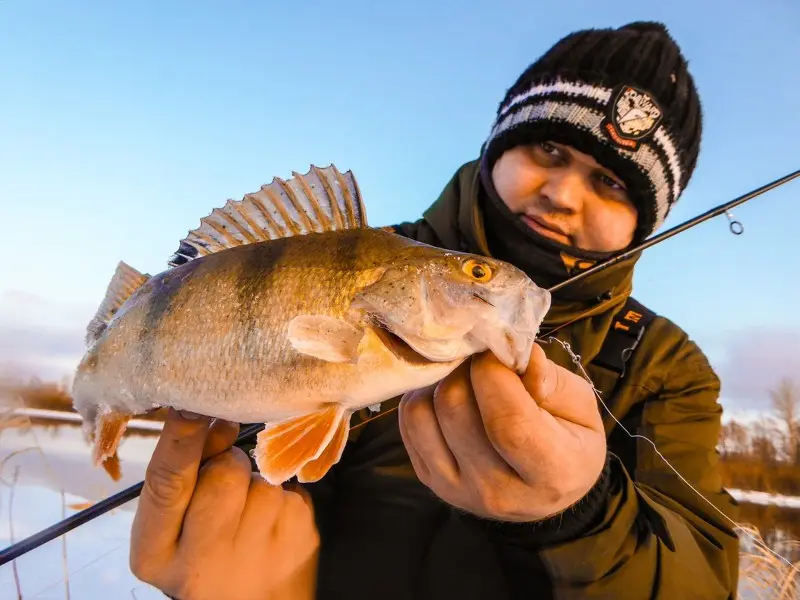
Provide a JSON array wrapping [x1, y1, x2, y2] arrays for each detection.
[[491, 141, 638, 252]]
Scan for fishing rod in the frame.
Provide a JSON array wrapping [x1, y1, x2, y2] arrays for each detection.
[[548, 168, 800, 293], [0, 167, 798, 568], [0, 423, 263, 566]]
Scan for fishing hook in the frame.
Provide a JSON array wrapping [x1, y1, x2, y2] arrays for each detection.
[[725, 210, 744, 235], [0, 167, 799, 567]]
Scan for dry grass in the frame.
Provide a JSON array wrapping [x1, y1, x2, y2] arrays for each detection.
[[721, 457, 800, 497], [0, 377, 168, 423], [8, 465, 22, 600], [60, 488, 72, 600], [0, 378, 75, 412], [738, 524, 800, 599]]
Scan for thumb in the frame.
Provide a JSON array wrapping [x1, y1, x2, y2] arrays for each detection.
[[521, 343, 601, 428], [131, 408, 212, 572], [520, 342, 560, 399]]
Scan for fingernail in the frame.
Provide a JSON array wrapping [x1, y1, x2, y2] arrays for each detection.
[[180, 410, 203, 420]]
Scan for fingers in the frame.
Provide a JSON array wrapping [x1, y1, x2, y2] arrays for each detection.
[[398, 386, 460, 487], [234, 475, 286, 545], [201, 419, 240, 461], [469, 352, 563, 480], [233, 478, 320, 582], [267, 485, 321, 600], [180, 446, 253, 551], [283, 482, 315, 515], [397, 403, 431, 481], [131, 409, 212, 574], [274, 485, 318, 543], [432, 362, 515, 479]]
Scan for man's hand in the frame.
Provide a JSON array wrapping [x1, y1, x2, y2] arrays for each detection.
[[398, 342, 606, 522], [130, 409, 320, 600]]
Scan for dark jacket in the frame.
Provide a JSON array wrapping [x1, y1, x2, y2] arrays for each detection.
[[303, 160, 741, 600]]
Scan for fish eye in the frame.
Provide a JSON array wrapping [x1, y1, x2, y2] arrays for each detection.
[[462, 259, 493, 282]]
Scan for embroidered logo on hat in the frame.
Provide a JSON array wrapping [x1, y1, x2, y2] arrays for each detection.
[[601, 85, 664, 150]]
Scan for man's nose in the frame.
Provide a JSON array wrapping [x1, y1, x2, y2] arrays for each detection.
[[540, 170, 588, 212]]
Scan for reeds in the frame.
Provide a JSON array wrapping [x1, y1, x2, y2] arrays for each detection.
[[8, 465, 22, 599], [738, 524, 800, 599]]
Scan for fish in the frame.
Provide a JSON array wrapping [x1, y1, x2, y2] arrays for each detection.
[[71, 164, 552, 486]]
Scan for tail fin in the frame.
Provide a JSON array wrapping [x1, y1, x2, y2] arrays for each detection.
[[85, 261, 149, 346]]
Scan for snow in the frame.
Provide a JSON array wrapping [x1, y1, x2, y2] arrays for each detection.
[[0, 425, 162, 599], [729, 489, 800, 509]]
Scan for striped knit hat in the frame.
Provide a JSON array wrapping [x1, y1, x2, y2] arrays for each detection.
[[480, 21, 702, 243]]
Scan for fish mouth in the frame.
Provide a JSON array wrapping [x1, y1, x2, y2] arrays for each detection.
[[464, 282, 549, 374], [366, 311, 473, 365], [470, 324, 535, 374], [371, 325, 438, 366]]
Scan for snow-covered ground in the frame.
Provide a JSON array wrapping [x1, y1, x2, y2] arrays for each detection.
[[0, 424, 162, 599], [730, 489, 800, 509]]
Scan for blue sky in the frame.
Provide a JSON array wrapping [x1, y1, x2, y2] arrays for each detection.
[[1, 0, 799, 411]]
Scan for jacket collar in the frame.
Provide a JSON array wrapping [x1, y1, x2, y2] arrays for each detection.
[[421, 159, 641, 328]]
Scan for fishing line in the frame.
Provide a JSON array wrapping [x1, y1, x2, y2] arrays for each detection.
[[543, 335, 800, 578], [0, 168, 797, 567], [351, 407, 399, 431]]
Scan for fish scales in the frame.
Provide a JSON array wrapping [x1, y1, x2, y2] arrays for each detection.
[[77, 229, 447, 422], [73, 165, 552, 485]]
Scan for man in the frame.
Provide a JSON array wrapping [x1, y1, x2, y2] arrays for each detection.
[[130, 21, 741, 600]]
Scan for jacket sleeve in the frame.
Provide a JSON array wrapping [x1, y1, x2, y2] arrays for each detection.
[[462, 322, 741, 600]]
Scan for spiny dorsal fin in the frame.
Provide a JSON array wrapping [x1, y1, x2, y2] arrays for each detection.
[[168, 164, 368, 267], [85, 261, 149, 346]]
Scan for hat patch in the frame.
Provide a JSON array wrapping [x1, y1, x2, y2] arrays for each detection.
[[601, 85, 663, 150]]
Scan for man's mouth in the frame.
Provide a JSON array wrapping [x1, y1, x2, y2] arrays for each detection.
[[520, 214, 571, 244]]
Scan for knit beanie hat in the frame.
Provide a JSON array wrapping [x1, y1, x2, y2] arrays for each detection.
[[480, 21, 702, 244]]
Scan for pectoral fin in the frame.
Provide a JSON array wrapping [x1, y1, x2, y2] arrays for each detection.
[[254, 404, 348, 485], [287, 315, 364, 363]]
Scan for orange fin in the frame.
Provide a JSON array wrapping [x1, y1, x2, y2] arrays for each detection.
[[254, 404, 345, 485], [102, 452, 122, 481], [85, 261, 149, 346], [93, 410, 131, 482], [297, 410, 352, 483]]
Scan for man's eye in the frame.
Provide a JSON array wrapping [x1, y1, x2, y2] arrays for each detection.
[[600, 174, 624, 190], [540, 141, 559, 155]]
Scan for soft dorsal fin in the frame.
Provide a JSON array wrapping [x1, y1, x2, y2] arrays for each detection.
[[85, 261, 150, 346], [168, 164, 368, 267]]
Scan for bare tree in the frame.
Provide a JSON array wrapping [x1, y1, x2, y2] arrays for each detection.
[[750, 416, 781, 466], [719, 419, 750, 457], [770, 378, 799, 465]]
